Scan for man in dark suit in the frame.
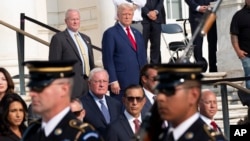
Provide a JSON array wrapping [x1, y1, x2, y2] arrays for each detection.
[[102, 3, 148, 103], [185, 0, 218, 72], [49, 9, 95, 98], [22, 60, 102, 141], [105, 84, 146, 141], [140, 64, 158, 115], [142, 0, 164, 64], [199, 89, 223, 133], [154, 63, 227, 141], [81, 68, 123, 138]]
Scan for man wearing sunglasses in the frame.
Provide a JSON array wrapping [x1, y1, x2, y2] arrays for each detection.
[[140, 64, 158, 115], [22, 60, 103, 141], [70, 98, 86, 122], [106, 84, 146, 141], [154, 63, 227, 141]]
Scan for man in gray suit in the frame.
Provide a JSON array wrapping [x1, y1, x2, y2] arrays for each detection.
[[49, 9, 95, 98]]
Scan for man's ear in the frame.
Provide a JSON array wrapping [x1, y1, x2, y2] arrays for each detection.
[[189, 87, 200, 105]]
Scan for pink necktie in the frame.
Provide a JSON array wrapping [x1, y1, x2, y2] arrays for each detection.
[[126, 27, 137, 51], [133, 118, 140, 133]]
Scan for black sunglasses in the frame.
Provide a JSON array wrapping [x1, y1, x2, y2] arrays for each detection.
[[73, 109, 83, 117], [126, 96, 144, 102]]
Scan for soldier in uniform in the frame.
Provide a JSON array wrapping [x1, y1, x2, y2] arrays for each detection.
[[153, 63, 228, 141], [21, 60, 103, 141]]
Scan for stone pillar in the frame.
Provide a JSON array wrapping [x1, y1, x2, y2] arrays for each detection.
[[215, 0, 244, 77], [97, 0, 116, 33]]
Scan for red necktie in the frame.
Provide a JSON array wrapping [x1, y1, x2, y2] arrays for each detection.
[[210, 121, 218, 131], [133, 118, 140, 133], [126, 27, 137, 51]]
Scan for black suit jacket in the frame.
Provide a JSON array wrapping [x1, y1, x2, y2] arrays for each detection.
[[22, 111, 102, 141], [142, 0, 164, 24], [81, 92, 123, 138], [185, 0, 217, 23], [105, 114, 134, 141], [161, 118, 227, 141], [49, 30, 95, 98]]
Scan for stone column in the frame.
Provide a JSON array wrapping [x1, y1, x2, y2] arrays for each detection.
[[215, 0, 244, 77]]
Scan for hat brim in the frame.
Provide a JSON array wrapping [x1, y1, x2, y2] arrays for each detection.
[[27, 78, 55, 88]]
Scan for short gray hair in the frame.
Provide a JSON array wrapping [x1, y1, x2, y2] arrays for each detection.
[[88, 68, 109, 81]]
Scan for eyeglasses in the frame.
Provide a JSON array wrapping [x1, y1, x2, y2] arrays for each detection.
[[72, 109, 83, 117], [125, 96, 145, 102]]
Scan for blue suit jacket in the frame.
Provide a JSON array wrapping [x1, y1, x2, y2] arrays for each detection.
[[81, 92, 122, 138], [105, 114, 135, 141], [185, 0, 217, 23], [141, 96, 153, 116], [102, 23, 148, 93]]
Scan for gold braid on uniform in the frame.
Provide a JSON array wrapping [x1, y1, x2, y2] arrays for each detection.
[[203, 124, 223, 141], [69, 119, 97, 141]]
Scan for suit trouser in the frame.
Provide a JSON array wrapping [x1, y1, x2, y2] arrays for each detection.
[[142, 22, 162, 64], [190, 20, 217, 72]]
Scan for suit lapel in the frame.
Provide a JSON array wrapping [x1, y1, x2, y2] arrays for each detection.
[[120, 114, 134, 137], [116, 24, 137, 51], [63, 30, 82, 59], [87, 93, 108, 124], [105, 96, 116, 122]]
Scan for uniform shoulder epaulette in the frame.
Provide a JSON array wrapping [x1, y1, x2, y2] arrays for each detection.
[[203, 124, 228, 141], [69, 119, 103, 141]]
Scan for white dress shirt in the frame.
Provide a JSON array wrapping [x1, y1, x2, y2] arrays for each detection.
[[41, 107, 70, 136], [124, 110, 142, 133]]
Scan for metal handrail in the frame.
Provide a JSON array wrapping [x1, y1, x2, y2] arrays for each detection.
[[0, 20, 49, 46]]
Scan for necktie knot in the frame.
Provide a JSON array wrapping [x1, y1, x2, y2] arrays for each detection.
[[210, 121, 218, 131], [133, 118, 140, 133]]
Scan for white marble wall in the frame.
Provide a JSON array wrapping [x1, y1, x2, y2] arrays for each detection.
[[216, 0, 244, 77], [0, 0, 49, 76]]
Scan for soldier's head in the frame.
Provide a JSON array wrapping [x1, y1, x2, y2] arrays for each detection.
[[24, 60, 75, 122], [88, 68, 109, 99], [199, 89, 218, 120], [123, 84, 146, 118], [154, 63, 203, 127]]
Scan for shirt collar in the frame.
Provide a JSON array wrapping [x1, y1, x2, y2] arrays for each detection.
[[42, 107, 70, 136]]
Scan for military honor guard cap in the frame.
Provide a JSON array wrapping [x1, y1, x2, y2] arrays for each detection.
[[154, 63, 203, 91], [23, 60, 76, 89]]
